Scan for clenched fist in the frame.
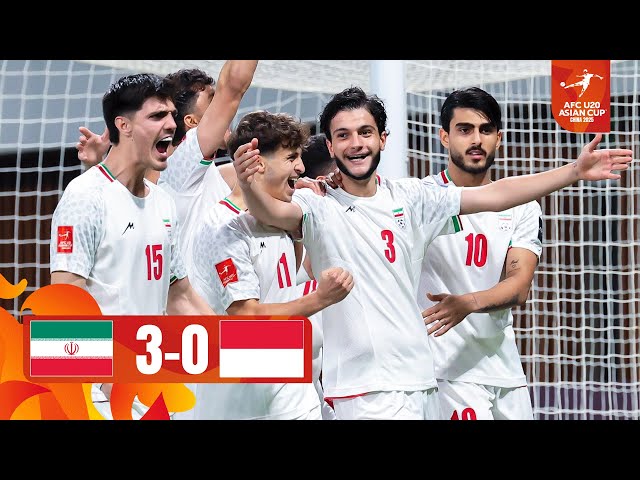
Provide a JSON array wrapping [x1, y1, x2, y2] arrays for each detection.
[[316, 267, 354, 307]]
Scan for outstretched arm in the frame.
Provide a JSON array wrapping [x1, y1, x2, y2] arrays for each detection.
[[460, 134, 632, 215], [197, 60, 258, 158], [233, 138, 304, 232], [423, 247, 538, 336]]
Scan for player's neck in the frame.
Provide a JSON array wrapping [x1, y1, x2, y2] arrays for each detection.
[[102, 150, 149, 198], [446, 165, 491, 187], [228, 185, 247, 212], [342, 174, 377, 197]]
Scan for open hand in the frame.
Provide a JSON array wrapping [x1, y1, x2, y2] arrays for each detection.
[[576, 133, 633, 181]]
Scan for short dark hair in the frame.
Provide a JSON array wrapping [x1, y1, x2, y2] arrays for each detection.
[[102, 73, 173, 145], [440, 87, 502, 133], [302, 133, 336, 179], [319, 86, 387, 141], [226, 110, 309, 159], [164, 68, 215, 146]]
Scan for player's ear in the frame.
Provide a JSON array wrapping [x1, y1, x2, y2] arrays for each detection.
[[439, 128, 449, 149], [256, 155, 267, 173], [184, 113, 198, 129], [495, 130, 503, 150], [380, 129, 388, 151], [326, 138, 335, 158], [115, 115, 132, 139]]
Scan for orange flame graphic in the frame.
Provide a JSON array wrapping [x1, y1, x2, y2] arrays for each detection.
[[0, 274, 195, 420]]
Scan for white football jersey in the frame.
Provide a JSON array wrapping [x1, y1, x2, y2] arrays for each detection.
[[157, 127, 231, 276], [188, 200, 320, 419], [50, 162, 186, 315], [296, 269, 335, 420], [294, 176, 463, 399], [419, 169, 542, 388]]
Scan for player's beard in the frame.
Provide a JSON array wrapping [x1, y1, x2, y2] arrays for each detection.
[[450, 147, 496, 174], [335, 150, 381, 181]]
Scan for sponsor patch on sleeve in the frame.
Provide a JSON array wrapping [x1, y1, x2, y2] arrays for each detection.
[[215, 258, 238, 287], [57, 226, 73, 253]]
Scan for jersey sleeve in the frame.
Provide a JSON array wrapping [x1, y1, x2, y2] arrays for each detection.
[[510, 200, 543, 257], [158, 127, 213, 193], [192, 219, 260, 314], [418, 176, 463, 229], [49, 185, 105, 279], [168, 201, 187, 284]]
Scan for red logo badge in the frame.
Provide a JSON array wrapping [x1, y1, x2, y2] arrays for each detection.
[[215, 258, 238, 287], [552, 60, 610, 133], [57, 226, 73, 253]]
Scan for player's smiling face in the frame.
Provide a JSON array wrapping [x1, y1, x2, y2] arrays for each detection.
[[262, 146, 305, 203], [327, 108, 387, 181], [130, 97, 177, 172], [440, 107, 502, 175]]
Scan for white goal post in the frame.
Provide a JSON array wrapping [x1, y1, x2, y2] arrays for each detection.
[[0, 59, 637, 419]]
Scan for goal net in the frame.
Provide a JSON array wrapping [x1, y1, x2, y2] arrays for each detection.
[[1, 59, 637, 419]]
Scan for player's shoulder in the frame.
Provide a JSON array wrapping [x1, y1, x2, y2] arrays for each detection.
[[211, 207, 252, 237], [383, 175, 433, 199], [59, 166, 111, 204], [170, 127, 199, 157]]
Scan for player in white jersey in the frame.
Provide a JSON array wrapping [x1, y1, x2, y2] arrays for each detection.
[[188, 111, 354, 419], [50, 73, 215, 420], [157, 62, 257, 275], [75, 62, 257, 274], [419, 88, 542, 420], [233, 87, 633, 419]]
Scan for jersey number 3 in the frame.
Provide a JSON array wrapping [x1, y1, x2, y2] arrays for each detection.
[[381, 229, 396, 263]]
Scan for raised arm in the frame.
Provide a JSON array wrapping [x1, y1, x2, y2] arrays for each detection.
[[460, 134, 632, 214], [197, 60, 258, 158], [423, 247, 538, 336], [234, 138, 304, 232]]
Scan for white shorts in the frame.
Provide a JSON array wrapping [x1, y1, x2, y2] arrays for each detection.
[[437, 380, 533, 420], [332, 388, 441, 420]]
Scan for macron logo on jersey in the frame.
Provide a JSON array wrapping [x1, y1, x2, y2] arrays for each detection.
[[215, 258, 238, 287], [121, 222, 134, 235], [57, 226, 73, 253]]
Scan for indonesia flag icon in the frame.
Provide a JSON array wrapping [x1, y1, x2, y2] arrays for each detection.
[[218, 319, 310, 381]]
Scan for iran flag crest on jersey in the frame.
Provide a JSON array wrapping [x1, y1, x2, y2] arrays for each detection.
[[393, 208, 406, 229]]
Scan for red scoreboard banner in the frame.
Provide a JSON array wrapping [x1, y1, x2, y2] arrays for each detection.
[[22, 315, 313, 384]]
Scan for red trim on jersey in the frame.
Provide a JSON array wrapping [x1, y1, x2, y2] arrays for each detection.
[[324, 392, 368, 407], [440, 170, 449, 184], [219, 198, 242, 214], [97, 165, 114, 182]]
